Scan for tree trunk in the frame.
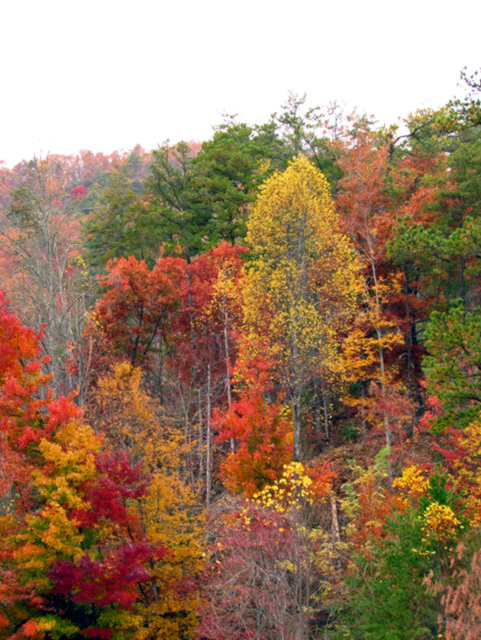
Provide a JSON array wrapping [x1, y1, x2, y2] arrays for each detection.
[[206, 363, 212, 508], [293, 392, 302, 462]]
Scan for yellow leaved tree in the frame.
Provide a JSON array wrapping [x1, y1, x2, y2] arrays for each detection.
[[88, 362, 205, 640], [244, 155, 361, 459]]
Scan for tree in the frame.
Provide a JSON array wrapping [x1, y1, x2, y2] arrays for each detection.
[[198, 463, 335, 640], [0, 157, 94, 398], [83, 151, 162, 271], [335, 127, 416, 454], [429, 534, 481, 640], [146, 141, 206, 264], [337, 461, 462, 640], [271, 92, 345, 184], [215, 354, 294, 496], [244, 155, 360, 460], [388, 97, 481, 346], [0, 290, 54, 498], [87, 362, 205, 640], [90, 253, 185, 372], [423, 302, 481, 431], [0, 293, 166, 640], [161, 242, 246, 504], [189, 123, 265, 245], [2, 430, 167, 640]]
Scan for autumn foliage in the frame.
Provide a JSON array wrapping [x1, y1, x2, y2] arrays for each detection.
[[1, 81, 481, 639]]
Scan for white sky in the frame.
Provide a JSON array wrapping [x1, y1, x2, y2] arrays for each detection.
[[1, 0, 479, 167]]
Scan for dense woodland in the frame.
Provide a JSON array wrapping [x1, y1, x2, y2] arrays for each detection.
[[1, 71, 481, 639]]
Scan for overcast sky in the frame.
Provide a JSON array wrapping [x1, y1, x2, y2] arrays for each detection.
[[1, 0, 479, 167]]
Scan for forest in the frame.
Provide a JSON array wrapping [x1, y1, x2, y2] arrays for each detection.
[[0, 70, 480, 640]]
